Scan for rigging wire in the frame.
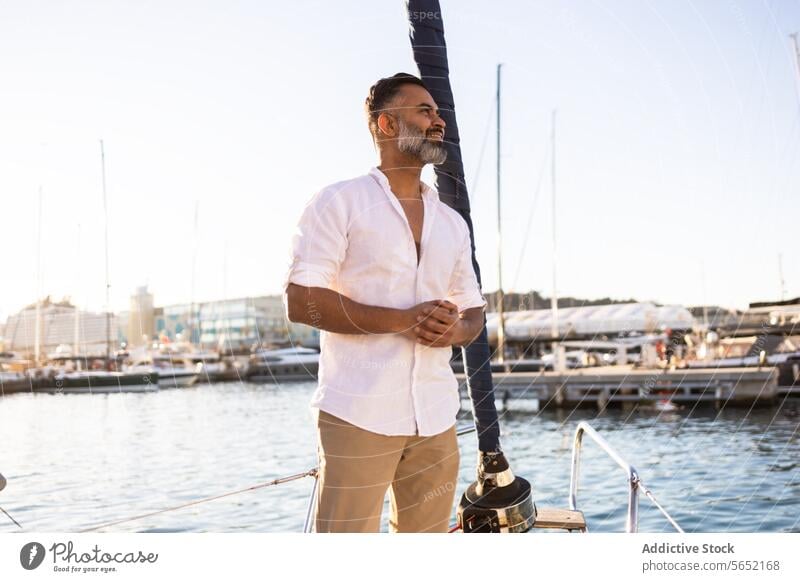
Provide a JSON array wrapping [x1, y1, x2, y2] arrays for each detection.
[[8, 429, 478, 533], [77, 468, 318, 533], [468, 94, 496, 198], [511, 143, 551, 290]]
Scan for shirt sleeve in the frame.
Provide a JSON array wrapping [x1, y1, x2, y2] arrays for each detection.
[[283, 187, 348, 292], [447, 225, 487, 313]]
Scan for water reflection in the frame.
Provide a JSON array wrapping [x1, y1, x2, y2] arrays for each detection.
[[0, 383, 797, 532]]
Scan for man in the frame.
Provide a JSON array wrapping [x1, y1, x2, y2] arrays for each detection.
[[284, 73, 486, 533]]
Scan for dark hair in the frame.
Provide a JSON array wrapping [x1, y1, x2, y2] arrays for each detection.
[[365, 73, 428, 138]]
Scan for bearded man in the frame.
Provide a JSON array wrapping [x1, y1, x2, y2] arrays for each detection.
[[284, 73, 486, 533]]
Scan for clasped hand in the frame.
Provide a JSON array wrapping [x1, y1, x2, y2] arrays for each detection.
[[401, 300, 463, 347]]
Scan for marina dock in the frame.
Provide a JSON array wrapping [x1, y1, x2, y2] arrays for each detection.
[[458, 365, 785, 409], [4, 363, 796, 407]]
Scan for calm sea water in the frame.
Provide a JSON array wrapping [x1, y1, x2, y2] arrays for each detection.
[[1, 381, 798, 533]]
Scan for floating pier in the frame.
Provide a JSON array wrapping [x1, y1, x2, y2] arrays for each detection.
[[458, 365, 783, 409]]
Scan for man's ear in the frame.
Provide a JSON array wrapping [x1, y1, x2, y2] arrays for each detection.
[[377, 112, 396, 137]]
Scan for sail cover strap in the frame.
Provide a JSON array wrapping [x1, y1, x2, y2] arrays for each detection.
[[406, 0, 501, 452]]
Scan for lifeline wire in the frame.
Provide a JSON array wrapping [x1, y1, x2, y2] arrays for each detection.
[[1, 506, 22, 528], [45, 426, 475, 532], [638, 482, 685, 533], [78, 469, 318, 533]]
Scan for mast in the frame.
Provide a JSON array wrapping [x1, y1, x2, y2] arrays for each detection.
[[190, 201, 199, 346], [700, 260, 709, 329], [495, 63, 506, 364], [34, 187, 43, 366], [73, 224, 81, 355], [100, 140, 111, 368], [222, 238, 229, 355], [407, 0, 502, 453], [550, 110, 558, 341], [790, 33, 800, 106]]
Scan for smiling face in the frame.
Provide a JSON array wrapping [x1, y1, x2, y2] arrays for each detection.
[[377, 83, 447, 165]]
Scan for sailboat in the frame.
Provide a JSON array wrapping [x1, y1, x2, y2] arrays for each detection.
[[33, 356, 158, 394], [33, 142, 157, 394]]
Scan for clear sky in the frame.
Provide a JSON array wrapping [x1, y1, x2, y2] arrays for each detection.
[[1, 0, 798, 321]]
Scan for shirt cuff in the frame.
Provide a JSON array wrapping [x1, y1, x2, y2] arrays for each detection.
[[285, 262, 334, 290], [459, 296, 487, 312]]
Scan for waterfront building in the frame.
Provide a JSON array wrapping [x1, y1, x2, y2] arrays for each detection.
[[146, 295, 319, 351], [2, 298, 119, 357], [156, 303, 200, 345], [127, 286, 156, 347], [196, 298, 263, 350], [3, 292, 323, 356]]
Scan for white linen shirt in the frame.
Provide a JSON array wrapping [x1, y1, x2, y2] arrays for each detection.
[[284, 167, 486, 436]]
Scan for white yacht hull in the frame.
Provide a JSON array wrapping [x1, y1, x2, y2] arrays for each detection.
[[157, 371, 199, 388]]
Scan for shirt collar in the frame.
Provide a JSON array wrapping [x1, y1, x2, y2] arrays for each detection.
[[369, 167, 437, 201]]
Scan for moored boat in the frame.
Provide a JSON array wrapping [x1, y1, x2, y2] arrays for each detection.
[[185, 351, 240, 383], [0, 363, 31, 395], [34, 370, 158, 394], [30, 356, 158, 394], [127, 353, 199, 389], [246, 346, 319, 382]]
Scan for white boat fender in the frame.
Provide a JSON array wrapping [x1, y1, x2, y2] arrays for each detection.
[[456, 452, 537, 533]]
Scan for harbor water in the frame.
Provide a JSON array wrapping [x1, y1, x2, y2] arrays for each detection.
[[1, 381, 798, 533]]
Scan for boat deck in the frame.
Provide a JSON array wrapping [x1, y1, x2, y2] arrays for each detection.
[[533, 508, 586, 532]]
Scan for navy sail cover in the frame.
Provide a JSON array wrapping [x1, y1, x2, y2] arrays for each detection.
[[406, 0, 501, 452]]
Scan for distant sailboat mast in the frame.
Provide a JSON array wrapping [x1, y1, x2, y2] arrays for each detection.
[[495, 64, 507, 364], [34, 187, 43, 366], [790, 33, 800, 106], [190, 201, 199, 345], [74, 224, 81, 356], [785, 33, 798, 303], [100, 140, 112, 368], [550, 110, 558, 341]]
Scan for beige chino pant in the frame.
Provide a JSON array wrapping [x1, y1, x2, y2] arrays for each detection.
[[315, 410, 460, 533]]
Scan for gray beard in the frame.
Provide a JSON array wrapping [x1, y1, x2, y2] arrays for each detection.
[[396, 120, 448, 165]]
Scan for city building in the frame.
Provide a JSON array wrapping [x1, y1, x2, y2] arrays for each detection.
[[3, 291, 322, 357], [2, 297, 119, 358], [144, 294, 319, 351], [127, 286, 156, 347]]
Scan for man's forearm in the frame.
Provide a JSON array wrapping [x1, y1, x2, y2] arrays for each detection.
[[286, 283, 408, 334], [454, 307, 485, 347]]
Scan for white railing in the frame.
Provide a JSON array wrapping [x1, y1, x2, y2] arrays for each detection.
[[569, 421, 683, 533]]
